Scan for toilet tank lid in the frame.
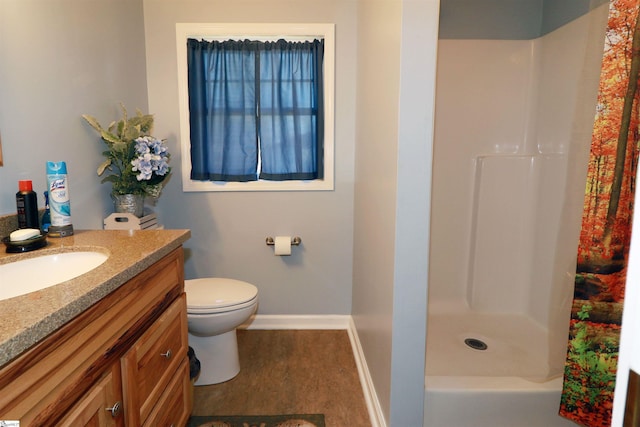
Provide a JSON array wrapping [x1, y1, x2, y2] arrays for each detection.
[[185, 278, 258, 309]]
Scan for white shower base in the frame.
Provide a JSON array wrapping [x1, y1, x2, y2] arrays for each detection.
[[424, 309, 576, 427]]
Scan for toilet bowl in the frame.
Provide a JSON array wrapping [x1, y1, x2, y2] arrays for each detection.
[[185, 278, 258, 385]]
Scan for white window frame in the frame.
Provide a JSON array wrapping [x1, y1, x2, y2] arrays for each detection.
[[176, 23, 335, 192]]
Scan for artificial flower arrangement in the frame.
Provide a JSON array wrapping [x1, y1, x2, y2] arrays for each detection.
[[82, 104, 171, 198]]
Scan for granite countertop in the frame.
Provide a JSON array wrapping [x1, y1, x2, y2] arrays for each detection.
[[0, 229, 190, 368]]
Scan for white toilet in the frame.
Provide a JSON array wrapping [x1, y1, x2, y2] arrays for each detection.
[[185, 278, 258, 385]]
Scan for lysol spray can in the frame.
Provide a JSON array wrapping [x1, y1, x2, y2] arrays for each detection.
[[46, 161, 74, 237]]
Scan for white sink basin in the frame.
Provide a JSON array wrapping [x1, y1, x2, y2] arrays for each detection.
[[0, 251, 108, 301]]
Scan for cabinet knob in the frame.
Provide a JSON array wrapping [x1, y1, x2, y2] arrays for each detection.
[[105, 401, 122, 418], [161, 349, 172, 359]]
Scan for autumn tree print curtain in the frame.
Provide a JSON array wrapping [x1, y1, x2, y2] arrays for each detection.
[[560, 1, 640, 426]]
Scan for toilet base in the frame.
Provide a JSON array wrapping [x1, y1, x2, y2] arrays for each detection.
[[189, 329, 241, 385]]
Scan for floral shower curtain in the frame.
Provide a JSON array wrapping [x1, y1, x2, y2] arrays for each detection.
[[560, 1, 640, 426]]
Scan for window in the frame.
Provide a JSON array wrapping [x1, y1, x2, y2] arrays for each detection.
[[176, 23, 335, 192]]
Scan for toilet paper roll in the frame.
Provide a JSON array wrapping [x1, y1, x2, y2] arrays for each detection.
[[274, 236, 292, 256]]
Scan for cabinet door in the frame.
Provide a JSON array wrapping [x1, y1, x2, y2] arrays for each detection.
[[144, 360, 192, 427], [58, 364, 124, 427], [122, 295, 189, 426]]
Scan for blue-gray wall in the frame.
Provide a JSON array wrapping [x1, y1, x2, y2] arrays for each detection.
[[439, 0, 609, 39], [0, 0, 148, 225]]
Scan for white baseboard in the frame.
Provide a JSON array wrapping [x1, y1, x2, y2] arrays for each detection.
[[238, 314, 386, 427], [239, 314, 351, 330], [347, 317, 387, 427]]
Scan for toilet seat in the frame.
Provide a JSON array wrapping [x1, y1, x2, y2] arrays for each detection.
[[185, 278, 258, 314]]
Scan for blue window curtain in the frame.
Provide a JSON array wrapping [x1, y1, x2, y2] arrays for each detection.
[[258, 39, 324, 180], [187, 38, 324, 182], [187, 39, 259, 181]]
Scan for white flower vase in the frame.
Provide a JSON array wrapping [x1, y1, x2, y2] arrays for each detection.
[[112, 194, 145, 217]]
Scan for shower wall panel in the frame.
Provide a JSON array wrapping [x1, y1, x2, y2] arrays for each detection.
[[429, 39, 534, 308], [466, 154, 567, 318], [430, 7, 606, 328], [468, 155, 536, 313]]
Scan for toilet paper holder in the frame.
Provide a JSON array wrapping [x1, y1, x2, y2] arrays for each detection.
[[266, 236, 302, 246]]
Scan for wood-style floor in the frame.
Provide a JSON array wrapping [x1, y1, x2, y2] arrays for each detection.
[[190, 329, 372, 426]]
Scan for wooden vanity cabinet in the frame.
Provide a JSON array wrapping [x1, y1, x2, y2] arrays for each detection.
[[0, 247, 192, 426]]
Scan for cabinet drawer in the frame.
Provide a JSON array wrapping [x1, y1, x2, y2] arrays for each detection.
[[122, 295, 188, 425], [144, 360, 192, 427]]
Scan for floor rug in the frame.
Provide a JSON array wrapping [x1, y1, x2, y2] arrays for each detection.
[[187, 414, 325, 427]]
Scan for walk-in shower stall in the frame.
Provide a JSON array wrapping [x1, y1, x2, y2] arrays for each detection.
[[425, 2, 609, 426]]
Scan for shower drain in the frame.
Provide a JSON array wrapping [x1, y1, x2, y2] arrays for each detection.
[[464, 338, 488, 351]]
